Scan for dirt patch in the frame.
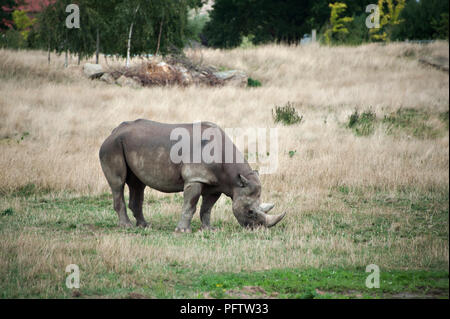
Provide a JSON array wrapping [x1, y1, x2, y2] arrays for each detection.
[[419, 56, 449, 72], [225, 286, 278, 299], [127, 292, 148, 299]]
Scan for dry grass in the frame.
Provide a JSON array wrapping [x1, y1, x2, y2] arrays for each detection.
[[0, 42, 448, 298]]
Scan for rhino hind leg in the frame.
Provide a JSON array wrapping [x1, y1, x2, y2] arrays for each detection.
[[112, 185, 133, 227], [126, 169, 148, 228], [99, 140, 132, 228], [175, 182, 203, 233]]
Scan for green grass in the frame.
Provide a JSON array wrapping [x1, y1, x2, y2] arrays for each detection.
[[348, 109, 377, 136], [272, 102, 303, 125], [346, 108, 448, 138], [194, 268, 449, 299], [0, 187, 448, 299], [382, 108, 441, 139]]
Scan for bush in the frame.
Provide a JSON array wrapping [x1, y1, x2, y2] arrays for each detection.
[[0, 29, 26, 49], [272, 102, 303, 125], [247, 77, 261, 87], [348, 110, 376, 136]]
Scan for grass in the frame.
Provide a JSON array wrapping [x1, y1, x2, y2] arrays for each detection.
[[195, 268, 449, 299], [346, 108, 447, 138], [272, 102, 303, 125], [0, 41, 448, 298], [347, 109, 377, 136], [0, 186, 447, 298]]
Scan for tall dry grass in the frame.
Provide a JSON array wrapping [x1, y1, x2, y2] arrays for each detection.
[[0, 43, 448, 198]]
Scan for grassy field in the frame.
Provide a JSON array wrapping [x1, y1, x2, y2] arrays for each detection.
[[0, 41, 448, 298]]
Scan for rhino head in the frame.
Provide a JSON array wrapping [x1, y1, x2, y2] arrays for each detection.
[[232, 172, 286, 228]]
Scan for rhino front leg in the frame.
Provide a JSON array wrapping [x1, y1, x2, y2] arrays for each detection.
[[200, 193, 220, 231], [175, 182, 203, 233]]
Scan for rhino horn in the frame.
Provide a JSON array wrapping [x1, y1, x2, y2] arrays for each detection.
[[262, 211, 286, 228], [259, 203, 275, 213]]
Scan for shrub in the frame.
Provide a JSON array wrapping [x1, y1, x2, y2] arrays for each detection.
[[272, 102, 303, 125], [2, 208, 14, 216], [247, 77, 261, 87], [347, 110, 377, 136]]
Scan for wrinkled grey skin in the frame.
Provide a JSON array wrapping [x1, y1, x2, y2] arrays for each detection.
[[99, 119, 286, 232]]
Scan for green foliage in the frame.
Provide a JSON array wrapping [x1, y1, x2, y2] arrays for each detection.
[[30, 0, 199, 61], [347, 108, 446, 139], [324, 2, 354, 45], [1, 208, 14, 216], [347, 110, 377, 136], [392, 0, 449, 40], [432, 12, 449, 39], [247, 77, 261, 87], [240, 35, 256, 49], [336, 13, 371, 45], [439, 111, 449, 129], [272, 102, 303, 125], [369, 0, 406, 42], [203, 0, 328, 48], [12, 10, 36, 40], [186, 13, 209, 42], [0, 29, 25, 49], [382, 108, 441, 139]]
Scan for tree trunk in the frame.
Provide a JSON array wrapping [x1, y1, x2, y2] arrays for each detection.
[[78, 52, 81, 65], [126, 3, 140, 68], [64, 50, 68, 68], [155, 16, 164, 56], [126, 22, 134, 68], [47, 44, 50, 65], [96, 28, 99, 64]]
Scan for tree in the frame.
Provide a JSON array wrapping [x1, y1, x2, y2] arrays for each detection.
[[391, 0, 449, 40], [369, 0, 405, 42], [0, 0, 16, 31], [324, 2, 353, 45], [33, 0, 200, 66]]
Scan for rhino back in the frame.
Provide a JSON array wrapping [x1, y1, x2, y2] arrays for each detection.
[[114, 120, 185, 192]]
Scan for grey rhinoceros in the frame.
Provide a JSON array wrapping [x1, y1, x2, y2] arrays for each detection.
[[99, 119, 286, 232]]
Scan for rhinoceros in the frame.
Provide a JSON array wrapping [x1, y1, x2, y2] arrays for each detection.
[[99, 119, 285, 232]]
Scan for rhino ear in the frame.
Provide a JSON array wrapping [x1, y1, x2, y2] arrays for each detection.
[[253, 170, 259, 176], [238, 174, 249, 187]]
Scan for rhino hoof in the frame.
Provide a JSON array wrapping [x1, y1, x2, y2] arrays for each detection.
[[174, 227, 192, 233], [200, 225, 217, 232], [119, 221, 133, 228], [136, 221, 149, 228]]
